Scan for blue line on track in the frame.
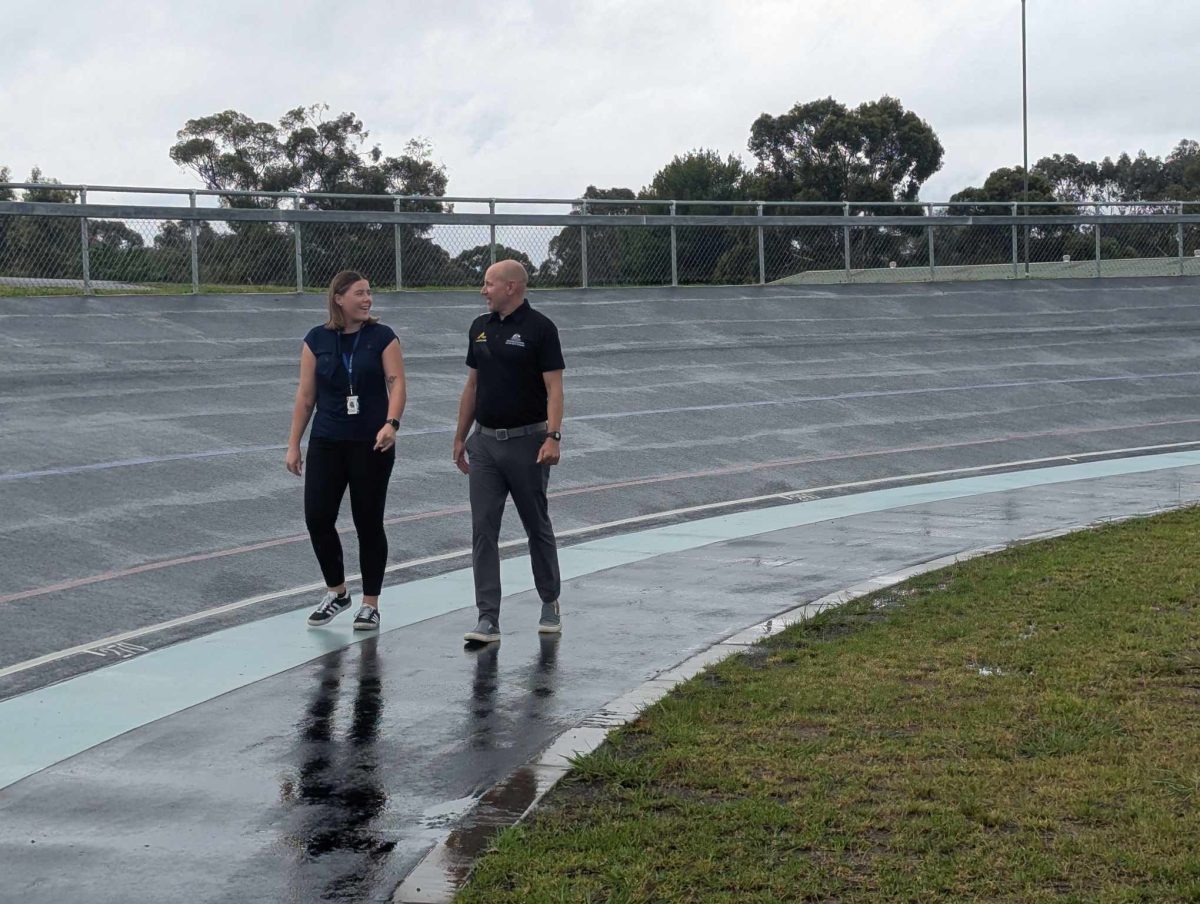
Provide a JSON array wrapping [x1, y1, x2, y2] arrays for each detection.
[[3, 449, 1199, 791]]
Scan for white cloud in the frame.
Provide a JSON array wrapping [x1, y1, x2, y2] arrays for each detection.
[[3, 0, 1197, 202]]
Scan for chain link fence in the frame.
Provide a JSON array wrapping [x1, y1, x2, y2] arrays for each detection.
[[2, 185, 1199, 294], [0, 213, 85, 286], [1186, 202, 1200, 277]]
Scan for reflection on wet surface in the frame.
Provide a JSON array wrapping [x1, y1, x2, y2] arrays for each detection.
[[279, 639, 395, 901], [403, 637, 564, 900], [464, 634, 560, 755], [442, 766, 540, 871], [533, 635, 559, 698], [467, 643, 500, 750], [397, 762, 567, 903], [523, 635, 560, 729], [11, 465, 1200, 904]]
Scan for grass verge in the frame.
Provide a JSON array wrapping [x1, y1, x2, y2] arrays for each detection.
[[0, 282, 301, 297], [459, 507, 1200, 903], [92, 282, 302, 296], [0, 285, 81, 297]]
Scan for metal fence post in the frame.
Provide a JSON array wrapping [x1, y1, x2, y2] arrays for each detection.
[[926, 203, 935, 281], [1011, 203, 1019, 279], [79, 187, 92, 295], [293, 194, 303, 293], [580, 201, 589, 289], [1022, 201, 1030, 277], [1094, 204, 1102, 278], [488, 199, 496, 267], [188, 191, 200, 294], [393, 198, 403, 290], [842, 201, 851, 281], [1179, 202, 1186, 277], [670, 201, 678, 287], [756, 202, 766, 285]]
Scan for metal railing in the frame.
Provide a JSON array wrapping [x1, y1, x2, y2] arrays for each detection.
[[2, 184, 1199, 294]]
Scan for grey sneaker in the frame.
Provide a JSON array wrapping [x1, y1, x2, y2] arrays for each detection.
[[464, 616, 501, 643], [537, 599, 562, 634], [352, 605, 380, 631], [307, 591, 352, 626]]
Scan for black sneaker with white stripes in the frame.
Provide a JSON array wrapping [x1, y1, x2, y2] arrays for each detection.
[[307, 591, 352, 626], [353, 605, 380, 631]]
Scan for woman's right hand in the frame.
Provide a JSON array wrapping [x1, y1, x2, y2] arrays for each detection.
[[286, 444, 303, 476]]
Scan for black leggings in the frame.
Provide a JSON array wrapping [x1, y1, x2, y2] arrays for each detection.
[[304, 438, 395, 596]]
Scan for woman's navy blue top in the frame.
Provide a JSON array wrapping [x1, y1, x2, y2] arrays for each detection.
[[304, 322, 397, 441]]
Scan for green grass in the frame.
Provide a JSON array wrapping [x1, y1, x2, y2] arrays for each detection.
[[459, 507, 1200, 903], [93, 282, 302, 296], [0, 284, 81, 296], [0, 281, 656, 297], [772, 256, 1200, 285], [6, 257, 1200, 298], [0, 282, 302, 297], [0, 281, 477, 297]]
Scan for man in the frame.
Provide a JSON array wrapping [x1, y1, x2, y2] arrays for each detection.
[[453, 259, 565, 644]]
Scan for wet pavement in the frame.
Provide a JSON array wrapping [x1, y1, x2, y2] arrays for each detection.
[[4, 278, 1200, 696], [3, 462, 1200, 903], [1, 279, 1200, 901]]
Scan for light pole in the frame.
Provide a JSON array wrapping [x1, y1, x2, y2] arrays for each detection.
[[1021, 0, 1029, 274]]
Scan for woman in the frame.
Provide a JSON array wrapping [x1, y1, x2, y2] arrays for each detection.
[[286, 270, 406, 631]]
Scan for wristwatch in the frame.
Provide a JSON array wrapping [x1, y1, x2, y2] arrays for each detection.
[[385, 418, 400, 430], [547, 431, 562, 442]]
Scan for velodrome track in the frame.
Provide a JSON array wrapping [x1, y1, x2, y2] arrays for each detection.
[[2, 278, 1200, 901], [3, 277, 1200, 694]]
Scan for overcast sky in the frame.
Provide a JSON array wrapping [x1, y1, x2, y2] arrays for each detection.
[[3, 0, 1196, 204]]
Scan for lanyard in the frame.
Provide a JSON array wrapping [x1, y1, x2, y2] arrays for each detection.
[[340, 328, 363, 394]]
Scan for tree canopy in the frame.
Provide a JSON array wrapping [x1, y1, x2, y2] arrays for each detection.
[[748, 96, 944, 203], [166, 105, 455, 287], [948, 166, 1056, 214], [537, 96, 948, 286], [7, 95, 1200, 290], [169, 104, 447, 209], [641, 150, 752, 207], [453, 244, 536, 282], [641, 150, 758, 283], [0, 168, 82, 280], [962, 141, 1200, 207]]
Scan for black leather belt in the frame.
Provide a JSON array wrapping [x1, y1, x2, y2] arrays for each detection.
[[476, 421, 547, 441]]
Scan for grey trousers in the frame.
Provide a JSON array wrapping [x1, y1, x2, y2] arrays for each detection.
[[467, 428, 561, 624]]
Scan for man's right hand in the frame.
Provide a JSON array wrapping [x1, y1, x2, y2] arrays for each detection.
[[453, 438, 469, 474]]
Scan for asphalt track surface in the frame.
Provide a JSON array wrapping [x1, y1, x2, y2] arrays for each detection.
[[4, 278, 1200, 692], [2, 278, 1200, 901]]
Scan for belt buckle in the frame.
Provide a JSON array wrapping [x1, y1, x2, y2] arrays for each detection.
[[495, 428, 509, 441]]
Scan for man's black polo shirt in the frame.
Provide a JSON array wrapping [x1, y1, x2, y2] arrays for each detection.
[[465, 299, 565, 429]]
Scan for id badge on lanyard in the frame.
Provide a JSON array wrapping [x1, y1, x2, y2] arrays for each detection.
[[341, 329, 363, 415]]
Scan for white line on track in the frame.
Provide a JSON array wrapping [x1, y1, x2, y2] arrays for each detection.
[[5, 372, 1200, 482], [3, 440, 1198, 683]]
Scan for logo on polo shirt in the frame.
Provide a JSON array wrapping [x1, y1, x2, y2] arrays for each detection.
[[505, 333, 525, 347], [475, 331, 487, 341]]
